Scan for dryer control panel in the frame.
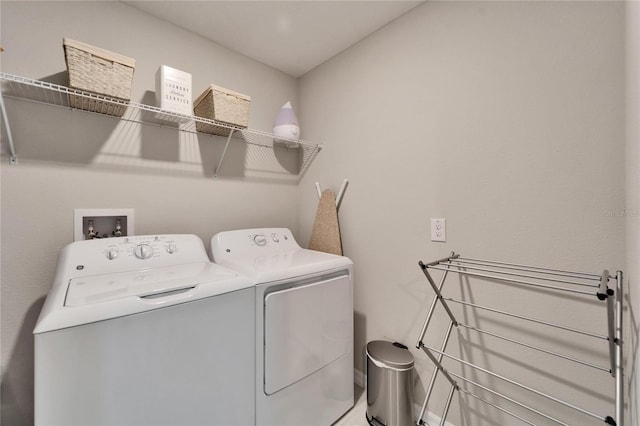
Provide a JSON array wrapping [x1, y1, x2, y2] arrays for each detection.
[[248, 230, 291, 248], [212, 228, 301, 259]]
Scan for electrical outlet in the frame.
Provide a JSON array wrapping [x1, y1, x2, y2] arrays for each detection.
[[431, 218, 446, 242], [74, 208, 135, 241]]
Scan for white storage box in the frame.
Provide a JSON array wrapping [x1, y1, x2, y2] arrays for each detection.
[[63, 38, 135, 117], [155, 65, 192, 119], [193, 84, 251, 136]]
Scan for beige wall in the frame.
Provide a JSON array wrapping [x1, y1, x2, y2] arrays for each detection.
[[1, 1, 634, 426], [298, 2, 626, 425], [0, 2, 301, 425]]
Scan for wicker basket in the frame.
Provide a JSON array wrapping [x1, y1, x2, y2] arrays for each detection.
[[63, 38, 135, 117], [193, 84, 251, 136]]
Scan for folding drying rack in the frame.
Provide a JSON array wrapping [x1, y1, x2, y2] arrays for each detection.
[[415, 252, 623, 426]]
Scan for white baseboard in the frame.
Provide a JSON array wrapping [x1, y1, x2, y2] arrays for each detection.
[[354, 368, 456, 426], [421, 410, 455, 426]]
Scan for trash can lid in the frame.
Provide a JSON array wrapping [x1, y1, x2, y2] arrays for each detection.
[[366, 340, 414, 369]]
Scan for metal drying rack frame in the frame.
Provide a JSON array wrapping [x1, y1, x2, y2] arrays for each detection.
[[415, 252, 623, 426]]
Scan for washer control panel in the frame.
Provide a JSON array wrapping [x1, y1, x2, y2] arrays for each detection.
[[65, 234, 209, 277], [102, 235, 181, 261]]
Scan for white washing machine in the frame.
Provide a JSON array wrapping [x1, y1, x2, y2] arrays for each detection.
[[211, 228, 354, 426], [34, 234, 255, 426]]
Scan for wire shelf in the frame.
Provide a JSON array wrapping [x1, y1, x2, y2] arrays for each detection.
[[0, 72, 322, 179]]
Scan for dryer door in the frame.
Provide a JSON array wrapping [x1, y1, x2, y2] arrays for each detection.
[[263, 272, 352, 395]]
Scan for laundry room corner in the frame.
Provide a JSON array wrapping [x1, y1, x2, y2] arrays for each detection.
[[298, 2, 626, 425]]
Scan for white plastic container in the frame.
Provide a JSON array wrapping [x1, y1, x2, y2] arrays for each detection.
[[273, 101, 300, 148]]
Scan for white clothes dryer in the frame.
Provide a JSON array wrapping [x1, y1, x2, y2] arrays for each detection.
[[211, 228, 354, 426], [34, 234, 255, 426]]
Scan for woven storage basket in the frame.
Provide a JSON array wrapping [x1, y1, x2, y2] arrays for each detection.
[[193, 84, 251, 136], [63, 38, 135, 117]]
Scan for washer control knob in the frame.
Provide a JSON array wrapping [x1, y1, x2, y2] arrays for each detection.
[[166, 244, 177, 254], [106, 249, 119, 260], [253, 234, 267, 246], [133, 244, 154, 259]]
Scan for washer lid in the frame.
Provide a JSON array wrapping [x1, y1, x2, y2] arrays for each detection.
[[367, 340, 414, 370], [34, 262, 252, 334], [65, 262, 235, 306]]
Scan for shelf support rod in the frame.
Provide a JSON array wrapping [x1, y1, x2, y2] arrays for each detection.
[[451, 372, 568, 425], [615, 270, 624, 426], [420, 261, 458, 326], [214, 129, 235, 178], [419, 344, 458, 390], [445, 297, 608, 340], [459, 388, 537, 426], [605, 274, 616, 378], [441, 261, 600, 288], [456, 256, 602, 279], [428, 265, 596, 296], [450, 258, 602, 282], [417, 321, 454, 426], [416, 257, 455, 348], [439, 384, 456, 426], [423, 344, 607, 422], [424, 252, 460, 268], [0, 89, 17, 164], [457, 323, 609, 372]]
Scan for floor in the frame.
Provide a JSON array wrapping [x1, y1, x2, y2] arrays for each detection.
[[333, 385, 367, 426]]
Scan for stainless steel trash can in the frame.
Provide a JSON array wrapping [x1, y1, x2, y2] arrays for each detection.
[[366, 341, 415, 426]]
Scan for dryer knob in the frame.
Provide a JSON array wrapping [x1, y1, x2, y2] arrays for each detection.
[[254, 234, 267, 246], [166, 244, 177, 254], [134, 244, 154, 259], [106, 249, 119, 260]]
